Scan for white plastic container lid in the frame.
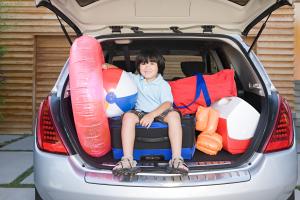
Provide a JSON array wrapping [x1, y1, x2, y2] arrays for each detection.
[[212, 97, 260, 140]]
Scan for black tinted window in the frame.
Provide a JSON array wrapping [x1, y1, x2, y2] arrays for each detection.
[[228, 0, 250, 6], [76, 0, 99, 7], [76, 0, 249, 7]]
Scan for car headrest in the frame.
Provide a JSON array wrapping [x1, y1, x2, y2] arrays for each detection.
[[181, 61, 206, 77], [112, 60, 136, 73]]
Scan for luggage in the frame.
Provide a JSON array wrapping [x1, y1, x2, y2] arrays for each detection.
[[212, 97, 260, 154], [169, 69, 237, 115], [109, 115, 196, 160]]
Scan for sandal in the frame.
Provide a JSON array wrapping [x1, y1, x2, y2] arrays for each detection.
[[167, 157, 189, 175], [112, 156, 140, 176]]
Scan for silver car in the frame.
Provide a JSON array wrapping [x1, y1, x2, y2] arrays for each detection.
[[34, 0, 297, 199]]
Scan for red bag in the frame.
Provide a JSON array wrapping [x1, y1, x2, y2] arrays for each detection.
[[169, 69, 237, 115]]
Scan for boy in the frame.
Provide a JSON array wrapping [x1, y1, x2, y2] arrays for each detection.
[[103, 49, 188, 175]]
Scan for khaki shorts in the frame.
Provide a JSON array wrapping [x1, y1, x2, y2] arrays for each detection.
[[127, 107, 181, 123]]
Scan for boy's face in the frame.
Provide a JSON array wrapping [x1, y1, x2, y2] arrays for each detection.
[[139, 61, 159, 81]]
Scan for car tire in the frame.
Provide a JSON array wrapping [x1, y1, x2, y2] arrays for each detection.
[[35, 187, 43, 200], [287, 191, 295, 200]]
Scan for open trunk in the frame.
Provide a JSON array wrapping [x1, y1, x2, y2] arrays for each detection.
[[60, 34, 269, 172]]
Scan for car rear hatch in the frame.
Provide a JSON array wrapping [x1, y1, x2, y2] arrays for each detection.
[[35, 0, 295, 185], [53, 33, 278, 169], [36, 0, 293, 36]]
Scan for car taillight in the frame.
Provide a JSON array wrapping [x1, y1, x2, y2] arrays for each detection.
[[37, 96, 68, 155], [263, 96, 294, 153]]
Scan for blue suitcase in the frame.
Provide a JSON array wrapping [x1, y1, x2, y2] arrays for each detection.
[[109, 115, 196, 161]]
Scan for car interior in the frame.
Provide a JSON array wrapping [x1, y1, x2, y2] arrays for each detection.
[[61, 36, 266, 170]]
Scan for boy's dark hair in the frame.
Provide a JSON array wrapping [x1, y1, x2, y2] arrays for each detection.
[[135, 49, 165, 75]]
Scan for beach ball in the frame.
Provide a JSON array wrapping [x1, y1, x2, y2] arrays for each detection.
[[102, 68, 137, 117]]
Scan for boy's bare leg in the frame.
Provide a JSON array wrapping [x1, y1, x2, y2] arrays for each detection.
[[113, 112, 140, 175], [164, 111, 182, 158], [164, 111, 188, 174], [121, 112, 139, 158]]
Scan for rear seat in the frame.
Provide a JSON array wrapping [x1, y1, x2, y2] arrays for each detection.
[[112, 60, 136, 73], [171, 61, 206, 81], [181, 61, 206, 77]]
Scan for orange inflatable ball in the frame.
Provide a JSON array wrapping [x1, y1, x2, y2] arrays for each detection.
[[196, 132, 223, 155], [195, 106, 210, 131]]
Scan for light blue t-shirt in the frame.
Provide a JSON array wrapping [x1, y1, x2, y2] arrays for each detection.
[[127, 73, 173, 113]]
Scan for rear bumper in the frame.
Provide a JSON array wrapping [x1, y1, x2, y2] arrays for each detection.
[[34, 141, 297, 200]]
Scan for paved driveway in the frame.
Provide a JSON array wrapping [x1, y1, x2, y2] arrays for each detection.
[[0, 135, 34, 200], [0, 134, 299, 200]]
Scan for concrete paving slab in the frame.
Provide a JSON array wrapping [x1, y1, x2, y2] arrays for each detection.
[[298, 155, 300, 186], [0, 136, 34, 151], [21, 173, 34, 184], [296, 127, 300, 143], [296, 190, 300, 200], [0, 188, 34, 200], [0, 152, 33, 184], [0, 135, 23, 145]]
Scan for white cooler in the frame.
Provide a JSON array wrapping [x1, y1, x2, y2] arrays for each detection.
[[212, 97, 260, 154]]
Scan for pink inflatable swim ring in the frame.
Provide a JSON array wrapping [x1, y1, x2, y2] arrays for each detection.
[[69, 36, 111, 157]]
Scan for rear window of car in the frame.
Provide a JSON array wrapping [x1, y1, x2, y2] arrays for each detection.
[[228, 0, 250, 6], [76, 0, 99, 7], [77, 0, 250, 7]]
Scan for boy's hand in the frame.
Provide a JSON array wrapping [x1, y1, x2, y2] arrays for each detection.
[[102, 63, 117, 69], [140, 113, 155, 128]]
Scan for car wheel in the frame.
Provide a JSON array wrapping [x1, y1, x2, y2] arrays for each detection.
[[287, 191, 295, 200], [35, 187, 43, 200]]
